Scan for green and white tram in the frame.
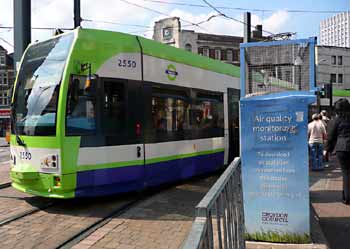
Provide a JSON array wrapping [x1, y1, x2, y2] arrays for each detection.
[[10, 28, 240, 198]]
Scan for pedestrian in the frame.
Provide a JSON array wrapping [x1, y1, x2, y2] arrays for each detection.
[[320, 110, 330, 163], [308, 113, 327, 171], [326, 98, 350, 205], [320, 110, 330, 129]]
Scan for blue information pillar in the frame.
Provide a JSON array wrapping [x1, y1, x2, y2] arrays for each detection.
[[241, 93, 315, 242], [240, 38, 317, 243]]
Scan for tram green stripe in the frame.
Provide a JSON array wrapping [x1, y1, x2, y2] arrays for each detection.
[[145, 148, 225, 164], [77, 159, 144, 172], [77, 148, 225, 172]]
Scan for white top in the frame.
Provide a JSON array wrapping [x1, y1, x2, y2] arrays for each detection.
[[308, 120, 327, 144]]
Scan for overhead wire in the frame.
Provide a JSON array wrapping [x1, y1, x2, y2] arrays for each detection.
[[82, 18, 151, 28], [129, 13, 225, 36], [142, 0, 347, 14], [118, 0, 208, 32], [0, 26, 72, 31], [202, 0, 275, 35], [0, 37, 13, 47]]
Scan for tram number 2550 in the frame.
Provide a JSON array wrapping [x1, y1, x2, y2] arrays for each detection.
[[118, 59, 137, 68], [19, 151, 32, 160]]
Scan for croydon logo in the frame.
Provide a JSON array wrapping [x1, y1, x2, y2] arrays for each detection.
[[165, 64, 178, 81]]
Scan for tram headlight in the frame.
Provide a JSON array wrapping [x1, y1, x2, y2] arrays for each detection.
[[41, 154, 59, 169]]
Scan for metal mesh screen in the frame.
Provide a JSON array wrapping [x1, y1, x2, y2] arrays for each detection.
[[244, 43, 310, 97]]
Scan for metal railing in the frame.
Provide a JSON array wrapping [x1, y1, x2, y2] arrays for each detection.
[[182, 157, 245, 249]]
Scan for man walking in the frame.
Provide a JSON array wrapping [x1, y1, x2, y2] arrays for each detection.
[[308, 113, 327, 171], [326, 99, 350, 204]]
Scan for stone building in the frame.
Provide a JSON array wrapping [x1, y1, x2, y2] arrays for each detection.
[[316, 45, 350, 103], [0, 46, 14, 135], [153, 17, 264, 66]]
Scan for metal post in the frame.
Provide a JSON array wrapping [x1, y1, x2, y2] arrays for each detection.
[[329, 83, 333, 110], [243, 12, 251, 43], [74, 0, 81, 28], [14, 0, 31, 71]]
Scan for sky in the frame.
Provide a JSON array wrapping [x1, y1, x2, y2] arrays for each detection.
[[0, 0, 349, 53]]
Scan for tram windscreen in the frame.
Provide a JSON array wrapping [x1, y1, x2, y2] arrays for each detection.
[[12, 33, 74, 136]]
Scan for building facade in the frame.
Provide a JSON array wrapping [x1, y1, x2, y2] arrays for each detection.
[[316, 45, 350, 104], [0, 46, 14, 135], [153, 17, 264, 66], [320, 12, 350, 48]]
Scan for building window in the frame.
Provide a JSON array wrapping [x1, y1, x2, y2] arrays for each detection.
[[330, 73, 337, 83], [0, 56, 4, 66], [331, 56, 336, 65], [0, 73, 7, 86], [203, 47, 209, 57], [185, 43, 192, 52], [233, 50, 239, 62], [209, 49, 215, 59], [338, 56, 343, 65], [338, 74, 343, 83], [227, 50, 233, 61], [0, 92, 8, 106], [221, 49, 226, 61], [214, 49, 221, 60]]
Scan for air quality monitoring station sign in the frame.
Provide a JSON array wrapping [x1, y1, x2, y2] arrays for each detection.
[[240, 93, 315, 243]]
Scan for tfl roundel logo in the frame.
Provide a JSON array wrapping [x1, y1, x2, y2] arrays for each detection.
[[165, 64, 178, 81]]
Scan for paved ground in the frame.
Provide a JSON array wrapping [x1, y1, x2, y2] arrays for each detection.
[[0, 140, 347, 249], [310, 155, 350, 249], [0, 145, 10, 185], [0, 151, 219, 249], [72, 176, 218, 249], [0, 162, 10, 185]]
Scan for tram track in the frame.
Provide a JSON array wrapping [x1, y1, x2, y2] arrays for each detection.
[[0, 182, 11, 189], [57, 197, 141, 249], [0, 185, 56, 229], [0, 193, 143, 249], [0, 200, 55, 226]]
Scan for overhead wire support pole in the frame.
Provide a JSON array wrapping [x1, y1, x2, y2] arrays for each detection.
[[14, 0, 31, 71], [74, 0, 82, 28], [243, 12, 251, 43]]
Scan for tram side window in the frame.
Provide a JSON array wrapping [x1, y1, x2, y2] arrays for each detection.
[[66, 77, 96, 135], [189, 92, 224, 139], [102, 80, 126, 136], [152, 89, 189, 141]]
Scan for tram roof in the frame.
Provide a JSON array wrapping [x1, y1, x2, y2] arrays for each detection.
[[74, 28, 240, 78]]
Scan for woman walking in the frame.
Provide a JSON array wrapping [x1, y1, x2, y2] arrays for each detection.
[[327, 98, 350, 204]]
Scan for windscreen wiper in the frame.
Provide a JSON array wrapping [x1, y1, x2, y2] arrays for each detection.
[[10, 104, 26, 147]]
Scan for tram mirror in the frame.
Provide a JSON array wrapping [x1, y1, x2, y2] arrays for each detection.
[[84, 74, 98, 92]]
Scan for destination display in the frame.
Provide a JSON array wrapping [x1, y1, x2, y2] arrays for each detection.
[[240, 93, 315, 243]]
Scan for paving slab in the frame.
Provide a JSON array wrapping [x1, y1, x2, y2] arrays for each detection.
[[0, 161, 10, 185], [310, 155, 350, 249], [73, 175, 219, 249]]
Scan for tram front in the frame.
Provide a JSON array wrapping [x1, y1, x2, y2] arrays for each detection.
[[10, 32, 75, 198]]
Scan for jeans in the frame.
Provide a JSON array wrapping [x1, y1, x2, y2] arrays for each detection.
[[309, 143, 324, 170]]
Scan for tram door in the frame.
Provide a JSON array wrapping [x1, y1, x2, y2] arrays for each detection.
[[100, 78, 146, 188], [227, 88, 240, 164], [125, 80, 147, 180]]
